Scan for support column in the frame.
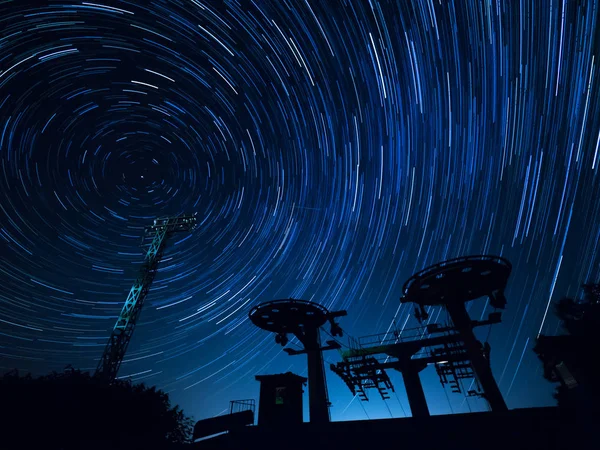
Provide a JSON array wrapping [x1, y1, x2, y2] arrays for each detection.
[[401, 361, 430, 417], [304, 328, 330, 424], [446, 301, 508, 411]]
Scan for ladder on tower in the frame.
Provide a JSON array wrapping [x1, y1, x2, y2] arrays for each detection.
[[330, 355, 394, 401], [431, 333, 473, 394]]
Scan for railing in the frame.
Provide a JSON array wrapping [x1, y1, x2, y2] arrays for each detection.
[[230, 399, 256, 415], [357, 325, 428, 348], [347, 334, 360, 350]]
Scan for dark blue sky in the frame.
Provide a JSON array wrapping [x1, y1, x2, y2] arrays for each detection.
[[0, 0, 599, 423]]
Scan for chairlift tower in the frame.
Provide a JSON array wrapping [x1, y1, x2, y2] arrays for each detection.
[[401, 255, 510, 412], [331, 255, 510, 416], [95, 214, 197, 382], [249, 299, 346, 424]]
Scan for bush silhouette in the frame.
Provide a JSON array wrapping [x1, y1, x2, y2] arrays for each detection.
[[0, 367, 193, 450]]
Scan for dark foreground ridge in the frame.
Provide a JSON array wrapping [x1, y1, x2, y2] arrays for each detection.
[[193, 407, 590, 450]]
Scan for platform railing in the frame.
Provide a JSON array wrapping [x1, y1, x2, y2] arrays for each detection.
[[230, 399, 256, 415], [357, 325, 427, 348]]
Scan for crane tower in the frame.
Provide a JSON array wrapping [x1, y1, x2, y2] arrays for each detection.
[[95, 214, 197, 382]]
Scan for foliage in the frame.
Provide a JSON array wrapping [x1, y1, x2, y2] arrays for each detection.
[[534, 282, 600, 411], [553, 283, 600, 338], [0, 367, 193, 450]]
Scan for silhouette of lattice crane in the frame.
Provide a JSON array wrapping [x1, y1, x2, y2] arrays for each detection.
[[95, 214, 197, 382]]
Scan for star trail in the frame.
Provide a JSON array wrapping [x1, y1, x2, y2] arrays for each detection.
[[0, 0, 599, 422]]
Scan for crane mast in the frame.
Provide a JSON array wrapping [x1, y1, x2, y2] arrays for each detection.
[[95, 214, 197, 382]]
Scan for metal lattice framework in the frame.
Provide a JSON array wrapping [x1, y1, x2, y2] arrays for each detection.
[[331, 315, 502, 416], [95, 214, 197, 382]]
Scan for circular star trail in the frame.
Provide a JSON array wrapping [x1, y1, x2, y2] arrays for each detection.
[[0, 0, 599, 421]]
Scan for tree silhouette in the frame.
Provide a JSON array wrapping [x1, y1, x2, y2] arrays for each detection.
[[534, 282, 600, 411], [554, 283, 600, 338], [0, 367, 193, 450]]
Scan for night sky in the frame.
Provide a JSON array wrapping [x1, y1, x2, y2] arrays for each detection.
[[1, 0, 599, 423]]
